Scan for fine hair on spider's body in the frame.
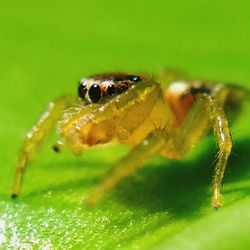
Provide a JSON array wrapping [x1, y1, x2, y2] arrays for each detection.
[[12, 70, 248, 209]]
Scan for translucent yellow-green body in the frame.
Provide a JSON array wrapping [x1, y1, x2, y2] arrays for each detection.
[[12, 70, 249, 209]]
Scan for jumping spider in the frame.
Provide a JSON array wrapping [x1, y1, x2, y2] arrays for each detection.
[[12, 70, 248, 208]]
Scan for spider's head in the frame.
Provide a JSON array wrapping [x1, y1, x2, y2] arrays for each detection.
[[60, 72, 159, 149], [78, 73, 142, 103]]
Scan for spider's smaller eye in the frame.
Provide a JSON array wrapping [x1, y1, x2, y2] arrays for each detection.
[[116, 83, 128, 94], [88, 83, 101, 103], [113, 77, 124, 82], [78, 82, 87, 99], [127, 75, 141, 82], [107, 84, 116, 95]]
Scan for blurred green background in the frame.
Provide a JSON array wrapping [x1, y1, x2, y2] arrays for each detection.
[[1, 0, 250, 249]]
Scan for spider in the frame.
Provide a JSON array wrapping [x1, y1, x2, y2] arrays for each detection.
[[11, 70, 248, 209]]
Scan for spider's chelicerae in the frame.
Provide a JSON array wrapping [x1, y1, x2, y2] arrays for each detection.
[[12, 70, 249, 208]]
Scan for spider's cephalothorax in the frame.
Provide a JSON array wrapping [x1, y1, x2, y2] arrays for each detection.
[[78, 73, 142, 103]]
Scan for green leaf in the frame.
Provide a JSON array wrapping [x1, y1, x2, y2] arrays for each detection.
[[1, 1, 250, 249]]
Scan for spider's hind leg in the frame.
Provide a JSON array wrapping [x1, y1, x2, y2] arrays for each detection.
[[153, 68, 189, 86], [12, 95, 77, 198]]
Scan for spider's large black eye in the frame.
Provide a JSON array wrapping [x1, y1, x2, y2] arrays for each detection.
[[127, 75, 141, 82], [88, 83, 101, 103], [78, 82, 87, 99]]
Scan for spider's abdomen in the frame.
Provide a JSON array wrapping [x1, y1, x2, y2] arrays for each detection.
[[165, 81, 213, 125]]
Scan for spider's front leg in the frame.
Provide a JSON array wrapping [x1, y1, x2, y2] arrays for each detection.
[[211, 100, 232, 209], [12, 95, 77, 198]]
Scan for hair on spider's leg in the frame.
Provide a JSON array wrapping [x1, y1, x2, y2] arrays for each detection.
[[148, 116, 171, 133], [209, 150, 221, 170], [148, 117, 158, 131], [161, 120, 172, 133]]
